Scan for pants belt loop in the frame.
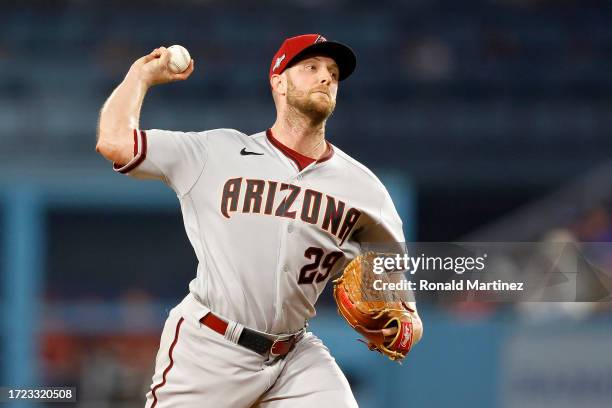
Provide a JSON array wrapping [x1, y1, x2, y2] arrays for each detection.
[[224, 321, 244, 344]]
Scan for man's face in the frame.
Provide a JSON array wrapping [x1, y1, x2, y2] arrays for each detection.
[[284, 55, 340, 122]]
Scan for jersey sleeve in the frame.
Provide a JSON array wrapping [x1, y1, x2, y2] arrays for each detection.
[[360, 188, 417, 306], [357, 187, 406, 245], [113, 128, 209, 195]]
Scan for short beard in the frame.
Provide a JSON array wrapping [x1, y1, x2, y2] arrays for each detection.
[[286, 77, 336, 123]]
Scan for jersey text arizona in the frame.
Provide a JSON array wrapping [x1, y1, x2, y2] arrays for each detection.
[[221, 177, 361, 244]]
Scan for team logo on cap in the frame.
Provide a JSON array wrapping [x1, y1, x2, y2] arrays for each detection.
[[314, 35, 327, 43], [273, 54, 286, 72]]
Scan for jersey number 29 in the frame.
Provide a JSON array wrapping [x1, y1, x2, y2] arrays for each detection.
[[298, 247, 343, 284]]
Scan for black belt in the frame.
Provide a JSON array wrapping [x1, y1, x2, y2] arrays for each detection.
[[200, 312, 302, 357]]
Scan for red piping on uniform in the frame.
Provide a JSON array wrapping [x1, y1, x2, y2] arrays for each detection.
[[150, 317, 184, 408], [114, 130, 148, 174], [266, 129, 334, 170], [133, 128, 138, 156]]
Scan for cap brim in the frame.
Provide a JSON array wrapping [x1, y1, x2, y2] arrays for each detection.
[[289, 41, 357, 81]]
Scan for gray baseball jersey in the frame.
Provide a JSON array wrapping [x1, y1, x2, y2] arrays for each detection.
[[115, 128, 405, 335]]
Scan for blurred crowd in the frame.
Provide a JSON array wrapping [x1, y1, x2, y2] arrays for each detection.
[[2, 0, 612, 184]]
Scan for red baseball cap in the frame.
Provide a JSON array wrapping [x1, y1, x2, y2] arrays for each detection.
[[269, 34, 357, 81]]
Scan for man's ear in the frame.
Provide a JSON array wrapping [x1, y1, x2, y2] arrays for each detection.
[[270, 74, 287, 95]]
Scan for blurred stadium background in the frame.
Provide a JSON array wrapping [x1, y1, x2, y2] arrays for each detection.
[[2, 0, 612, 407]]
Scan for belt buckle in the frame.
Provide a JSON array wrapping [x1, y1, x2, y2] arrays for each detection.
[[270, 336, 294, 357], [269, 329, 304, 357]]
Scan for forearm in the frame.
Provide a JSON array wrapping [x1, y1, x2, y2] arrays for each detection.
[[96, 69, 149, 165], [95, 46, 194, 166]]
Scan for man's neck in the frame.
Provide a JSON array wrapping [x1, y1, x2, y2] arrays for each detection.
[[270, 109, 327, 159]]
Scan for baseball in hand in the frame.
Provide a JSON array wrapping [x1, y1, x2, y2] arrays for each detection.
[[167, 45, 191, 73]]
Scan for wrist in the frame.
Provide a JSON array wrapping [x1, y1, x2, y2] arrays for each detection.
[[125, 66, 153, 90]]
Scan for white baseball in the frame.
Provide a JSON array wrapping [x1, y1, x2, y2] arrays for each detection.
[[167, 45, 191, 73]]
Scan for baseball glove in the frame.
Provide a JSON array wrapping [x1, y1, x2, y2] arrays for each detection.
[[333, 252, 416, 361]]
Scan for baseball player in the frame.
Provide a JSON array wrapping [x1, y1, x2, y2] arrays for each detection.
[[96, 34, 423, 407]]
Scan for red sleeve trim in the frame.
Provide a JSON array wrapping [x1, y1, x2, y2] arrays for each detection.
[[113, 129, 148, 174], [133, 129, 138, 156]]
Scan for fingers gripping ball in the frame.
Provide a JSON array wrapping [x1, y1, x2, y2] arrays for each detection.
[[333, 252, 416, 361], [168, 45, 191, 73]]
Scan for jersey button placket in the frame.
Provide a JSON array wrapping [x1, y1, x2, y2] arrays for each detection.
[[273, 216, 293, 330]]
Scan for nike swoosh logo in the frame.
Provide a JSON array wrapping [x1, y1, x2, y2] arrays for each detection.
[[240, 148, 264, 156]]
